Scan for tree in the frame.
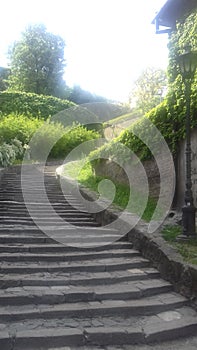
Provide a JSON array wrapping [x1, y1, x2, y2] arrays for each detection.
[[68, 85, 106, 104], [8, 24, 66, 97], [129, 67, 167, 115], [0, 67, 10, 91]]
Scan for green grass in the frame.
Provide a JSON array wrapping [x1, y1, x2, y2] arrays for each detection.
[[103, 111, 140, 128], [162, 225, 197, 265], [162, 225, 182, 242], [63, 160, 157, 222]]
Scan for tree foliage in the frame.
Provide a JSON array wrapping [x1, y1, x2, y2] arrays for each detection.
[[68, 85, 106, 104], [7, 24, 66, 97], [0, 67, 10, 91], [89, 10, 197, 164], [130, 67, 167, 115], [167, 10, 197, 116]]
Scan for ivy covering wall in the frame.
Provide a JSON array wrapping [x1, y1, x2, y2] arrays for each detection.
[[90, 10, 197, 164]]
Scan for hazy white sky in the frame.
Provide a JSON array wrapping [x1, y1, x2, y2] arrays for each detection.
[[0, 0, 169, 101]]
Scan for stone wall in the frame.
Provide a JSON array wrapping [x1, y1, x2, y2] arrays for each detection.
[[93, 128, 197, 211], [94, 158, 161, 200]]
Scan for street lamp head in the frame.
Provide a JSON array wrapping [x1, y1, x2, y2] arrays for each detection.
[[178, 49, 197, 80]]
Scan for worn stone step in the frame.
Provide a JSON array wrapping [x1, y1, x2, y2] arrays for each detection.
[[0, 227, 50, 234], [0, 235, 53, 244], [0, 256, 151, 273], [0, 192, 70, 197], [0, 279, 173, 305], [0, 188, 61, 193], [0, 226, 71, 234], [0, 236, 131, 249], [0, 243, 136, 255], [0, 292, 188, 322], [0, 247, 139, 261], [1, 311, 197, 349], [0, 164, 196, 348], [0, 252, 137, 263], [0, 233, 127, 249], [0, 268, 160, 288], [0, 201, 84, 208], [0, 206, 86, 213], [0, 211, 93, 218], [0, 217, 97, 223], [0, 234, 121, 246]]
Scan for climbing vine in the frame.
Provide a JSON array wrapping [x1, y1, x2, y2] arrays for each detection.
[[90, 10, 197, 165]]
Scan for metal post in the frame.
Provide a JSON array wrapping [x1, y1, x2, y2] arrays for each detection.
[[182, 79, 196, 237]]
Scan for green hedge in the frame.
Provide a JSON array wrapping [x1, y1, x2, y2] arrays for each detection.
[[0, 114, 44, 145], [30, 123, 100, 160], [0, 113, 100, 161], [0, 114, 100, 165], [0, 91, 75, 119]]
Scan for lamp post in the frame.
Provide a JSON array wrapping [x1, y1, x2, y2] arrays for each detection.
[[177, 48, 197, 238]]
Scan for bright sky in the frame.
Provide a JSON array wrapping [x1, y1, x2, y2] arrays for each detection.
[[0, 0, 169, 101]]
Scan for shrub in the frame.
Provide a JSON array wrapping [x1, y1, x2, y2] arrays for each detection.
[[89, 94, 197, 167], [0, 91, 75, 119], [30, 122, 100, 160], [0, 139, 24, 167], [0, 114, 44, 145]]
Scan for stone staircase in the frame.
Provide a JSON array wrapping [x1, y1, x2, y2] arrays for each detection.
[[0, 165, 196, 350]]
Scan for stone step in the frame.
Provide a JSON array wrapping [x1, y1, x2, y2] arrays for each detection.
[[0, 235, 53, 244], [0, 279, 173, 305], [0, 190, 64, 196], [0, 217, 97, 224], [0, 188, 62, 193], [0, 234, 121, 246], [0, 201, 85, 208], [0, 224, 100, 230], [0, 182, 58, 186], [0, 233, 126, 248], [0, 256, 151, 273], [0, 227, 51, 234], [0, 268, 160, 288], [0, 246, 139, 259], [0, 211, 92, 217], [0, 216, 97, 222], [0, 252, 143, 264], [0, 292, 188, 322], [0, 164, 196, 348], [1, 312, 197, 349], [0, 236, 130, 250]]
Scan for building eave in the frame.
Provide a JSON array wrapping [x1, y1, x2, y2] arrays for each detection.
[[152, 0, 197, 34]]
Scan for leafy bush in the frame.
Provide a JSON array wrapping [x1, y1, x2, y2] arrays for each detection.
[[0, 91, 75, 119], [30, 122, 100, 160], [52, 126, 100, 159], [89, 91, 197, 166], [0, 114, 43, 145], [0, 139, 24, 167], [0, 114, 99, 161], [89, 101, 169, 164]]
